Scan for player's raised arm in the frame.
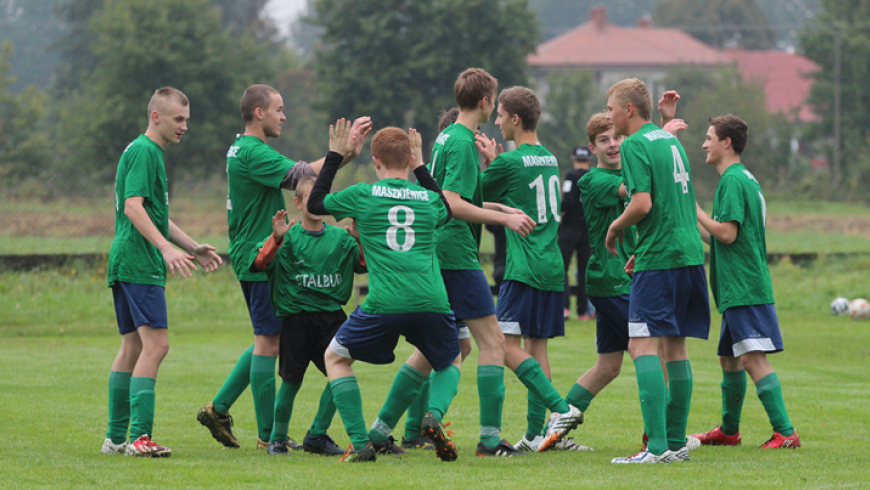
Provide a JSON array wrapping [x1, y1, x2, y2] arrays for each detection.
[[308, 116, 372, 174], [307, 119, 356, 216], [658, 90, 680, 127]]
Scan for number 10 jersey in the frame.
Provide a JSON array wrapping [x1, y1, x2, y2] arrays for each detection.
[[323, 178, 452, 315]]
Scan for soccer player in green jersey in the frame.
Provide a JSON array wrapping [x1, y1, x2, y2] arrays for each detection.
[[103, 87, 223, 457], [692, 115, 799, 449], [246, 176, 367, 457], [475, 86, 584, 453], [198, 84, 369, 450], [307, 122, 463, 463], [604, 78, 710, 464]]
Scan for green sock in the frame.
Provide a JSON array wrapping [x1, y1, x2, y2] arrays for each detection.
[[634, 355, 667, 455], [270, 381, 301, 442], [330, 376, 369, 448], [404, 378, 430, 439], [666, 360, 693, 451], [565, 383, 596, 413], [251, 355, 277, 441], [310, 381, 337, 436], [129, 376, 156, 440], [478, 365, 505, 448], [370, 364, 426, 442], [107, 371, 132, 444], [756, 372, 794, 436], [428, 365, 461, 421], [515, 357, 571, 413], [212, 345, 253, 413], [720, 369, 747, 436], [525, 388, 548, 441]]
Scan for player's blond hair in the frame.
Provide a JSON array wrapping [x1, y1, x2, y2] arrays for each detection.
[[498, 86, 541, 131], [607, 78, 652, 121], [240, 84, 279, 123], [147, 87, 189, 117], [585, 112, 613, 144], [454, 68, 498, 110], [371, 127, 411, 170]]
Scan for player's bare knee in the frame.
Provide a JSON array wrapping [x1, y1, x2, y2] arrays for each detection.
[[720, 355, 742, 371]]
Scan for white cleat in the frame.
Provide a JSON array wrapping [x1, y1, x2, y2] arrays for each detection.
[[538, 405, 584, 452], [612, 450, 670, 464], [686, 435, 701, 451], [514, 435, 544, 452], [668, 446, 690, 462], [552, 437, 593, 451], [101, 438, 128, 455]]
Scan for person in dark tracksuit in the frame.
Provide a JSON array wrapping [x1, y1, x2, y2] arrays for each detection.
[[559, 146, 594, 320]]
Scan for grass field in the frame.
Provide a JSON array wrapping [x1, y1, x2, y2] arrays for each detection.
[[1, 258, 869, 488]]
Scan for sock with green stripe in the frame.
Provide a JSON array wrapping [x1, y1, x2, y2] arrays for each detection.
[[309, 381, 337, 436], [107, 371, 132, 444], [565, 383, 596, 413], [270, 381, 301, 442], [331, 376, 369, 448], [665, 360, 693, 451], [369, 364, 426, 442], [251, 355, 277, 442], [720, 369, 747, 436], [634, 355, 667, 455], [756, 372, 794, 436], [427, 364, 461, 421], [129, 376, 156, 440], [212, 344, 253, 413], [404, 377, 430, 440], [478, 365, 505, 448], [515, 357, 571, 413]]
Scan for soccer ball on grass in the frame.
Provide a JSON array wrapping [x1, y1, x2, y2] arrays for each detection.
[[830, 297, 850, 316], [848, 298, 870, 321]]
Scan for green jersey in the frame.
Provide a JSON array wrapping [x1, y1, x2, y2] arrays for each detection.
[[324, 179, 451, 314], [108, 135, 169, 288], [227, 135, 296, 282], [248, 224, 365, 317], [481, 143, 563, 291], [577, 167, 636, 297], [428, 123, 483, 271], [621, 123, 705, 272], [709, 163, 773, 312]]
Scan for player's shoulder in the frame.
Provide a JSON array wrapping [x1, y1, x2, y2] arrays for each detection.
[[442, 123, 475, 145]]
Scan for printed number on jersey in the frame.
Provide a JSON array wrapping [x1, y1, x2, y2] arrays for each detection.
[[387, 205, 415, 252], [672, 145, 690, 194], [529, 175, 561, 223]]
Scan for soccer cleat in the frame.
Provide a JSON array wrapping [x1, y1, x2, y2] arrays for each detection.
[[371, 436, 408, 455], [538, 404, 584, 452], [611, 450, 668, 464], [421, 412, 458, 462], [667, 446, 690, 462], [476, 439, 528, 457], [257, 438, 269, 450], [339, 442, 377, 463], [125, 435, 171, 458], [197, 402, 240, 448], [563, 308, 571, 320], [690, 426, 742, 446], [401, 435, 435, 450], [303, 431, 345, 456], [100, 438, 128, 455], [577, 313, 596, 321], [551, 437, 593, 451], [267, 440, 291, 456], [761, 430, 801, 449], [686, 434, 701, 451], [514, 435, 543, 452]]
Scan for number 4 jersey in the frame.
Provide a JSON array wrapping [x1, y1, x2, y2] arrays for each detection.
[[481, 143, 563, 292], [323, 178, 452, 315], [621, 123, 705, 272]]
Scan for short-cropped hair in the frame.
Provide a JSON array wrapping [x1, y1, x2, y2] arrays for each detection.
[[147, 87, 189, 116], [586, 112, 613, 144], [240, 84, 279, 123], [607, 78, 652, 121], [709, 114, 748, 155], [498, 86, 541, 131], [371, 127, 411, 170], [454, 68, 498, 110]]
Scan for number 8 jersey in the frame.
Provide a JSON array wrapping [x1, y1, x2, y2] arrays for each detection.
[[323, 179, 452, 315], [481, 143, 564, 292], [621, 123, 705, 272]]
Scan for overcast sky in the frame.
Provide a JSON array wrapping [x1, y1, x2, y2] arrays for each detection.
[[265, 0, 307, 35]]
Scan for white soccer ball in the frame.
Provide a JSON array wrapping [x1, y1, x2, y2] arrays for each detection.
[[831, 297, 850, 316], [848, 298, 870, 320]]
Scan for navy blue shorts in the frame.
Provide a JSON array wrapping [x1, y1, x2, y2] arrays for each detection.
[[496, 280, 564, 339], [330, 306, 461, 371], [441, 269, 496, 322], [628, 265, 710, 339], [590, 295, 630, 353], [112, 282, 167, 335], [718, 304, 783, 357], [240, 281, 281, 335]]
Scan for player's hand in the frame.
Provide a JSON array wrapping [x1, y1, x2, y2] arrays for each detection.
[[663, 118, 688, 135], [348, 116, 372, 161], [272, 210, 296, 239], [475, 133, 502, 168], [624, 255, 636, 276], [658, 90, 680, 123], [161, 245, 196, 278], [345, 220, 360, 241], [503, 212, 536, 237], [605, 224, 624, 256], [329, 118, 356, 158], [193, 243, 222, 273], [409, 128, 425, 169]]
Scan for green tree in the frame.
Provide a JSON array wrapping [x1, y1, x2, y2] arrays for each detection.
[[0, 0, 67, 91], [654, 0, 775, 49], [537, 69, 599, 170], [312, 0, 539, 151]]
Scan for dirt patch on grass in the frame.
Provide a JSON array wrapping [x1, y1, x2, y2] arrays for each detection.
[[768, 215, 870, 236]]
